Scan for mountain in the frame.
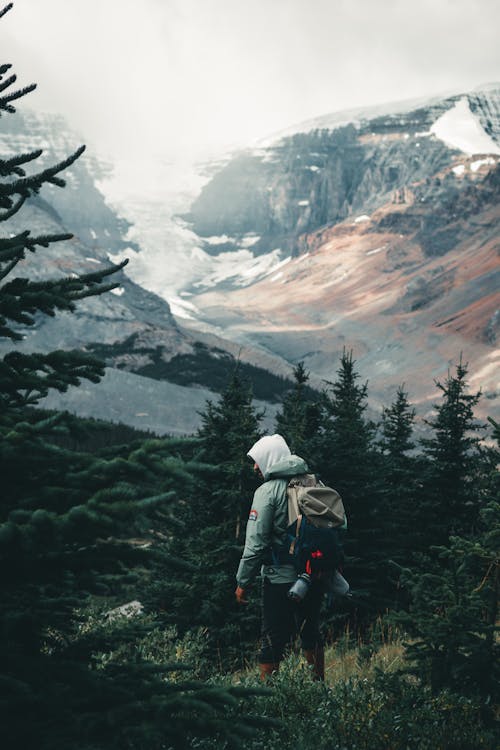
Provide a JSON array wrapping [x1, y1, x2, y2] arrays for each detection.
[[3, 84, 498, 432], [0, 111, 288, 433], [177, 85, 500, 421]]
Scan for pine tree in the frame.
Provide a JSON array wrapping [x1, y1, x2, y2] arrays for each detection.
[[0, 8, 270, 746], [0, 416, 271, 748], [419, 358, 487, 547], [0, 48, 127, 409], [370, 386, 421, 613], [317, 349, 381, 628], [379, 385, 415, 459], [197, 366, 264, 541], [149, 368, 265, 670], [318, 349, 375, 489], [396, 500, 499, 708], [393, 387, 499, 714], [274, 360, 322, 463], [377, 386, 421, 578]]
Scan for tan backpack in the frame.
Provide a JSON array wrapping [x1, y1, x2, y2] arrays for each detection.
[[287, 473, 346, 528], [286, 474, 346, 574]]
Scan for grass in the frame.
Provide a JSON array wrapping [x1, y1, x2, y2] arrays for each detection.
[[232, 621, 407, 686], [221, 628, 498, 750]]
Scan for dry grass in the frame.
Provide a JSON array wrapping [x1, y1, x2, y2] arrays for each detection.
[[325, 639, 405, 685], [235, 622, 407, 684]]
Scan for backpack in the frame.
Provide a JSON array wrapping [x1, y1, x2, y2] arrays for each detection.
[[284, 474, 346, 578]]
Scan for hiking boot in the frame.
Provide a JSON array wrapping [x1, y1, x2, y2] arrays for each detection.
[[303, 647, 325, 681], [259, 662, 279, 681]]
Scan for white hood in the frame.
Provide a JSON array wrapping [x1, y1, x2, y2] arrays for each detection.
[[247, 434, 291, 478]]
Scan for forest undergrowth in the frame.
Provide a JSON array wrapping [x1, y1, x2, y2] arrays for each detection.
[[86, 604, 499, 750], [208, 628, 499, 750], [1, 8, 498, 744]]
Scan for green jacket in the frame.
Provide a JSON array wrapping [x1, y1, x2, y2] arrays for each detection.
[[236, 454, 309, 588]]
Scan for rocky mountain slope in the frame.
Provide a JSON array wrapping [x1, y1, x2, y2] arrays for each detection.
[[179, 86, 500, 421], [3, 85, 498, 432], [0, 112, 287, 433]]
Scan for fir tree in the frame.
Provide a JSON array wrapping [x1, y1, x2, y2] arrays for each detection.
[[317, 349, 381, 628], [318, 349, 375, 489], [0, 28, 128, 410], [393, 388, 499, 715], [197, 366, 264, 542], [379, 385, 416, 459], [0, 417, 271, 748], [149, 368, 264, 670], [419, 358, 487, 547], [274, 360, 322, 463], [377, 386, 421, 592], [0, 7, 270, 746], [396, 500, 499, 709]]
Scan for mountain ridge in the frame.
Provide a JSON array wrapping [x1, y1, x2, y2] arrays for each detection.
[[258, 82, 500, 147], [0, 111, 290, 433], [178, 84, 500, 422], [2, 85, 498, 431]]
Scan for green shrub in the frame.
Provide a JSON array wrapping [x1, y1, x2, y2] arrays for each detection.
[[201, 656, 498, 750]]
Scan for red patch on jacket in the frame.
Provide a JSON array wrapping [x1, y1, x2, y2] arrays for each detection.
[[248, 509, 258, 522]]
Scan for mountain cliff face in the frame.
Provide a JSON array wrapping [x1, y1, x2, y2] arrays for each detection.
[[3, 87, 498, 430], [0, 111, 285, 433], [180, 86, 500, 421], [185, 87, 500, 260]]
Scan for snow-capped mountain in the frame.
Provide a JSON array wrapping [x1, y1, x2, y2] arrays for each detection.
[[0, 111, 287, 433], [184, 87, 500, 263], [172, 84, 500, 421], [2, 84, 499, 430]]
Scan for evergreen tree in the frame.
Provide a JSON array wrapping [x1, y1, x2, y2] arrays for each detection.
[[274, 360, 322, 463], [377, 386, 421, 595], [197, 366, 264, 543], [419, 358, 487, 547], [0, 51, 127, 409], [379, 385, 416, 459], [395, 500, 499, 709], [318, 349, 375, 489], [0, 8, 269, 746], [317, 349, 381, 628], [393, 389, 499, 717], [149, 368, 264, 670], [1, 416, 270, 748]]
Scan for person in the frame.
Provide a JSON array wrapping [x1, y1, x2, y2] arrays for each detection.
[[234, 434, 326, 681]]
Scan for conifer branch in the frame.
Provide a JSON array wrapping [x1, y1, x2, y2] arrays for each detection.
[[0, 145, 85, 198], [0, 259, 129, 339], [70, 258, 129, 285], [0, 71, 16, 93], [0, 3, 13, 20], [69, 281, 121, 301], [0, 149, 44, 175], [0, 82, 37, 105], [473, 560, 498, 593], [0, 255, 20, 281], [0, 231, 74, 275], [25, 231, 74, 248], [0, 192, 25, 220], [0, 349, 105, 409]]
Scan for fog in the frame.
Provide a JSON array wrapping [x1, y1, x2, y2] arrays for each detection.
[[3, 0, 500, 164]]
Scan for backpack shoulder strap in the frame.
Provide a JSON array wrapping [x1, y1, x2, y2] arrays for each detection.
[[288, 513, 304, 555], [287, 473, 317, 526]]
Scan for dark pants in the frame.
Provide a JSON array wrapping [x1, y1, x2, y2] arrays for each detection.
[[259, 577, 324, 664]]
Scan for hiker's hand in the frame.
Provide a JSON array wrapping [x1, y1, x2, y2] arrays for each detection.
[[235, 586, 248, 605]]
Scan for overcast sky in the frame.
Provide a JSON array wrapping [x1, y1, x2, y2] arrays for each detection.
[[3, 0, 500, 164]]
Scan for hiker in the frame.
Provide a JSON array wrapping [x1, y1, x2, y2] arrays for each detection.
[[234, 434, 326, 681]]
